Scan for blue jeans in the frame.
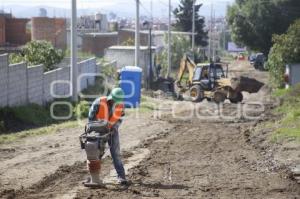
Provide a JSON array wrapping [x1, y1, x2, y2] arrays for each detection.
[[108, 126, 126, 179]]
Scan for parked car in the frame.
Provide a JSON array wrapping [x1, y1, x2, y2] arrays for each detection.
[[249, 54, 256, 65], [254, 53, 266, 70]]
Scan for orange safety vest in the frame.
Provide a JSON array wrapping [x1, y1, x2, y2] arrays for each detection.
[[95, 96, 124, 128]]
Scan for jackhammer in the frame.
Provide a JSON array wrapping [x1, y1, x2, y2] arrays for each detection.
[[79, 120, 110, 187]]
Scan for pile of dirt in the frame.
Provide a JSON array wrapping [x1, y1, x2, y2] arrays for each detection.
[[231, 76, 265, 93]]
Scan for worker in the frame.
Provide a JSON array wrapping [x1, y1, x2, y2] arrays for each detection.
[[86, 87, 127, 186]]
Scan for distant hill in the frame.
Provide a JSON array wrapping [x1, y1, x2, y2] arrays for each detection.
[[3, 2, 231, 19]]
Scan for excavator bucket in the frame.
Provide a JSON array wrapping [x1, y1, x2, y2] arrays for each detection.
[[230, 76, 264, 93]]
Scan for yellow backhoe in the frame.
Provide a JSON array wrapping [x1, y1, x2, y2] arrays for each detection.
[[174, 55, 264, 103]]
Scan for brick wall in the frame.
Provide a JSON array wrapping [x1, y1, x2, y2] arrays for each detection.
[[32, 17, 55, 44], [0, 17, 5, 46], [118, 29, 148, 46], [5, 18, 30, 45], [0, 54, 99, 107], [54, 18, 67, 50], [31, 17, 67, 50], [81, 33, 118, 57]]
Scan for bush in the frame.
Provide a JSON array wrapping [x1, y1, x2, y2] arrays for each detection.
[[74, 101, 90, 119], [9, 40, 64, 72], [0, 104, 53, 133], [267, 19, 300, 88]]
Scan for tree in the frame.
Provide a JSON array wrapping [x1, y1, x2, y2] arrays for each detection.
[[157, 34, 190, 76], [173, 0, 208, 46], [227, 0, 300, 55], [9, 41, 64, 71], [267, 20, 300, 88]]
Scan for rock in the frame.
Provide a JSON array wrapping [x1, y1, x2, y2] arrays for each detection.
[[291, 165, 300, 183]]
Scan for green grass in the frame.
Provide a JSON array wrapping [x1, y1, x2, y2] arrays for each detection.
[[271, 85, 300, 142], [0, 120, 78, 145], [272, 88, 290, 97], [126, 96, 158, 114], [273, 127, 300, 142]]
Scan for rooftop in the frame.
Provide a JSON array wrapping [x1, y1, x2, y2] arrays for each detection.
[[81, 32, 118, 37], [108, 45, 156, 50], [120, 29, 194, 36]]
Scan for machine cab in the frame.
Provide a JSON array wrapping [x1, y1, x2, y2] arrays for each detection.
[[192, 63, 210, 82], [192, 63, 225, 90]]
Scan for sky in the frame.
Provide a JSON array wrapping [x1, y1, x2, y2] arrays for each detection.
[[0, 0, 234, 18], [1, 0, 233, 8]]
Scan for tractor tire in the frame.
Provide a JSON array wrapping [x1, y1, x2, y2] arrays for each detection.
[[190, 85, 204, 102], [213, 91, 226, 104], [229, 92, 243, 103]]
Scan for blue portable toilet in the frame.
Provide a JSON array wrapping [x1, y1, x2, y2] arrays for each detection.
[[120, 66, 142, 108]]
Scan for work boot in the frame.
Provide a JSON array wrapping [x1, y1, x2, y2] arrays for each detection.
[[83, 160, 104, 188], [117, 177, 129, 186]]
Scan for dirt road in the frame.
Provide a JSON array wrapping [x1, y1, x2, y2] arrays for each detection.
[[1, 61, 299, 199]]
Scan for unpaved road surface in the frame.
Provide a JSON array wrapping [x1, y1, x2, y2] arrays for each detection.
[[1, 61, 299, 199]]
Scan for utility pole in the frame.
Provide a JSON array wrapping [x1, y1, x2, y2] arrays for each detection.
[[208, 3, 213, 61], [166, 0, 171, 78], [150, 0, 153, 23], [135, 0, 140, 67], [223, 23, 226, 52], [192, 0, 195, 51], [71, 0, 78, 102], [212, 9, 215, 61]]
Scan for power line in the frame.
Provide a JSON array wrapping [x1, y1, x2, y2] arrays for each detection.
[[139, 0, 152, 17]]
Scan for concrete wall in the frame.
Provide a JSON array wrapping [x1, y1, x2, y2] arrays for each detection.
[[0, 54, 98, 107], [104, 46, 155, 84], [104, 46, 153, 70], [287, 64, 300, 87]]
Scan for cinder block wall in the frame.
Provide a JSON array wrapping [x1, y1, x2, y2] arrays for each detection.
[[0, 54, 8, 107], [0, 54, 98, 107], [27, 65, 43, 105], [8, 62, 27, 106]]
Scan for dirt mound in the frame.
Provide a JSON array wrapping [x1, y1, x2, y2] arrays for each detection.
[[0, 162, 86, 199], [231, 76, 265, 93]]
